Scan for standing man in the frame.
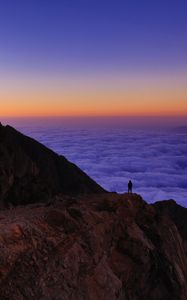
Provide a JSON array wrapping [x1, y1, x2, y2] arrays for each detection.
[[128, 180, 133, 193]]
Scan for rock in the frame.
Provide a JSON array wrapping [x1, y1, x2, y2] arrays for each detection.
[[0, 124, 105, 206], [0, 124, 186, 299], [0, 194, 186, 299]]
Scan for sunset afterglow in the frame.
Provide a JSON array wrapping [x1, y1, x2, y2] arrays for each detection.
[[0, 1, 187, 118], [1, 73, 187, 117]]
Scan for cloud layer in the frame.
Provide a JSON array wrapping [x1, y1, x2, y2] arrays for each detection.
[[16, 121, 187, 207]]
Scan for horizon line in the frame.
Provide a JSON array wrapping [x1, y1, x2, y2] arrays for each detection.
[[1, 114, 187, 119]]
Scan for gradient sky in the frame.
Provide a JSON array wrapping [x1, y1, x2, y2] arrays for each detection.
[[0, 0, 187, 117]]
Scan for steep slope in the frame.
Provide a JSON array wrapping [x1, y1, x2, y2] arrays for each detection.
[[0, 123, 105, 205], [0, 193, 186, 300]]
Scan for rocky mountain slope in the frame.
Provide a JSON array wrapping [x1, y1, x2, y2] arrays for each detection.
[[0, 123, 104, 206], [0, 193, 186, 300], [0, 123, 186, 299]]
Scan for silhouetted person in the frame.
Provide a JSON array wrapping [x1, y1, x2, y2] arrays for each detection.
[[128, 180, 133, 193]]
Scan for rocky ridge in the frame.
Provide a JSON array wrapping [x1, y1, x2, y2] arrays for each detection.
[[0, 123, 186, 299], [0, 193, 186, 300]]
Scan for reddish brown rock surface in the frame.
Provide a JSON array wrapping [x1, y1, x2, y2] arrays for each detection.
[[0, 193, 186, 300]]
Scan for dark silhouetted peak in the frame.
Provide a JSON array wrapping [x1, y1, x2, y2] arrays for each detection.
[[0, 123, 105, 205], [174, 125, 187, 133]]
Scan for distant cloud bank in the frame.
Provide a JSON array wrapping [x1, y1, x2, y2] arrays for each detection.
[[14, 119, 187, 207]]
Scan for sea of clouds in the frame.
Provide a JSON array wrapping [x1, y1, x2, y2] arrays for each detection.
[[6, 117, 187, 207]]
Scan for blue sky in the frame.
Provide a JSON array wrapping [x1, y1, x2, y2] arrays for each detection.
[[0, 0, 187, 74]]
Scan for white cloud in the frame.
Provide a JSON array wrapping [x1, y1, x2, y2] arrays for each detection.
[[16, 122, 187, 207]]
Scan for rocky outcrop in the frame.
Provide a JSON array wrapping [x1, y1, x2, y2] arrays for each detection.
[[0, 124, 105, 205], [0, 193, 186, 300]]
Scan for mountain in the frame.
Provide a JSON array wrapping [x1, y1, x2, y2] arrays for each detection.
[[153, 200, 187, 241], [0, 193, 186, 300], [173, 125, 187, 133], [0, 123, 105, 206], [0, 123, 186, 299]]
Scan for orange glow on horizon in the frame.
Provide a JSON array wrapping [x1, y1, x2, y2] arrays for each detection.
[[1, 78, 187, 118], [0, 95, 187, 117]]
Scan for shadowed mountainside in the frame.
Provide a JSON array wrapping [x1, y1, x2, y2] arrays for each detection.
[[153, 200, 187, 241], [0, 123, 105, 206]]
